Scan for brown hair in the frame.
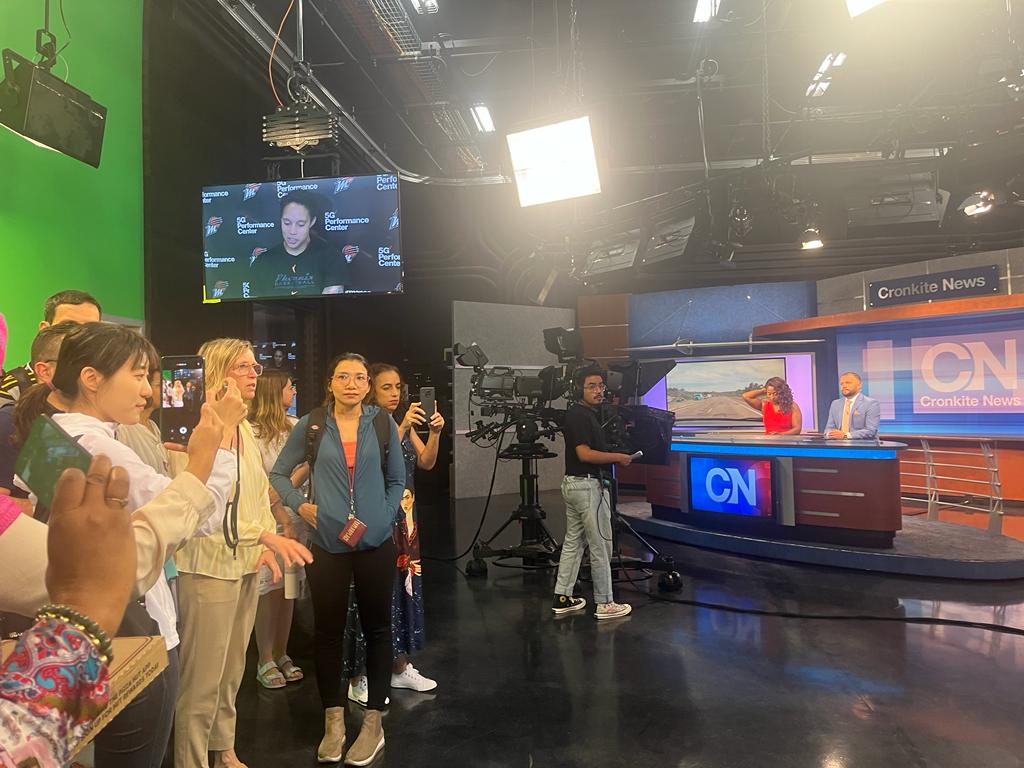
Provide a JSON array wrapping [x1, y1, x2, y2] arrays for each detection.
[[250, 369, 293, 443], [764, 376, 794, 414], [365, 362, 401, 406]]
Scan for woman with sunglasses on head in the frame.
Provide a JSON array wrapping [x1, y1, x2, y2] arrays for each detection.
[[270, 354, 405, 766], [251, 370, 308, 689], [11, 322, 247, 768], [173, 339, 313, 768], [343, 363, 445, 703]]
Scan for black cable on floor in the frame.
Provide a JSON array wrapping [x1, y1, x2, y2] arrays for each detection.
[[619, 577, 1024, 637]]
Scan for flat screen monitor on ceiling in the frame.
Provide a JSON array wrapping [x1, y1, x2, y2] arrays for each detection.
[[201, 174, 402, 302]]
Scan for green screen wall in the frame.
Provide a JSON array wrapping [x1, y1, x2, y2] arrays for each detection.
[[0, 1, 143, 365]]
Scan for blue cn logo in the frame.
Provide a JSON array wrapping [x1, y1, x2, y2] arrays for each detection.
[[689, 456, 774, 517]]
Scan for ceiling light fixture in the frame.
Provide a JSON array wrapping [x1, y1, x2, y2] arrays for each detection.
[[506, 115, 602, 207], [959, 190, 996, 216], [801, 227, 824, 250], [693, 0, 721, 23], [410, 0, 439, 14], [846, 0, 887, 17], [469, 104, 495, 133]]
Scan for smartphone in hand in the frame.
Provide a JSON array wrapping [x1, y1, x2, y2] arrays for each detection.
[[14, 415, 93, 510], [419, 387, 436, 418], [160, 355, 206, 444]]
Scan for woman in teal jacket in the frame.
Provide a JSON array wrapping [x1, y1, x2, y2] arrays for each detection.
[[270, 353, 404, 767]]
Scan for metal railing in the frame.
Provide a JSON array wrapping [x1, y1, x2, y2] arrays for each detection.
[[900, 439, 1004, 534]]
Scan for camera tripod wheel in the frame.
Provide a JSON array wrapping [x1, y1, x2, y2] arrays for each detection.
[[658, 569, 683, 592], [466, 556, 489, 579]]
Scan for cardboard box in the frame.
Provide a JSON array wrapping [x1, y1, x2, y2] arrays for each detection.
[[2, 634, 167, 757]]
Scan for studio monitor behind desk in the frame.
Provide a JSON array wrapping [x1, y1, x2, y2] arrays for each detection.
[[648, 435, 908, 549]]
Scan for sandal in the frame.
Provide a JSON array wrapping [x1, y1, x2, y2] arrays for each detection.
[[277, 654, 304, 682], [256, 661, 287, 689]]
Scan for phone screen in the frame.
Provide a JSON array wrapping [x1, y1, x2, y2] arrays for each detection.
[[161, 356, 206, 444], [14, 415, 93, 510]]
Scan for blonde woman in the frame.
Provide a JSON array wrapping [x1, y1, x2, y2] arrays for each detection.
[[174, 339, 313, 768], [251, 370, 308, 688]]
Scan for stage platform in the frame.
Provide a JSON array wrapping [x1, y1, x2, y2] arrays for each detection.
[[619, 500, 1024, 580]]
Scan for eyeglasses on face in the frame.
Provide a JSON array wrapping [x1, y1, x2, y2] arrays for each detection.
[[584, 383, 606, 391], [232, 362, 264, 376], [333, 373, 369, 384]]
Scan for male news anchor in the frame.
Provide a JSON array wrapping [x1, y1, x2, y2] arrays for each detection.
[[825, 371, 880, 440]]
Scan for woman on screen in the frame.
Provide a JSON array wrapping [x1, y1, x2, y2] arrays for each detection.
[[742, 377, 803, 435], [249, 191, 349, 297]]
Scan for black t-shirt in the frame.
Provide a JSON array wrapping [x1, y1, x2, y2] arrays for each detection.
[[563, 402, 609, 477], [249, 239, 350, 297]]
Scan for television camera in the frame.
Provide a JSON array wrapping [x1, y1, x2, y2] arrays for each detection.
[[453, 328, 682, 590]]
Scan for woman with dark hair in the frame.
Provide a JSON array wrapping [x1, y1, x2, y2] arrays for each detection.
[[270, 353, 405, 766], [742, 376, 803, 435], [11, 322, 248, 768], [344, 362, 445, 704]]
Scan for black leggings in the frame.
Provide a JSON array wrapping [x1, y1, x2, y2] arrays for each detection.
[[306, 539, 397, 710]]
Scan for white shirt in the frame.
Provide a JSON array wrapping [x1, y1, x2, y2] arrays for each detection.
[[51, 413, 237, 650]]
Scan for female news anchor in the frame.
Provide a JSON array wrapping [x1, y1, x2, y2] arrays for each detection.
[[742, 376, 803, 435]]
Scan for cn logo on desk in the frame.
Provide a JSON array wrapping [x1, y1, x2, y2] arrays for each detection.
[[689, 456, 774, 517]]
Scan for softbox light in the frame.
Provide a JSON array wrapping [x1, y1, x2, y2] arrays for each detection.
[[506, 115, 602, 207]]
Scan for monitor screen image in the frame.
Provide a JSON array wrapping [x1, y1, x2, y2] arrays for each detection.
[[201, 175, 402, 301], [666, 357, 786, 421], [254, 340, 298, 417]]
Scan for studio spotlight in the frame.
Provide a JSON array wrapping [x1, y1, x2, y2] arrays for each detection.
[[728, 204, 753, 242], [846, 0, 887, 17], [693, 0, 721, 23], [506, 115, 602, 207], [801, 227, 824, 250], [469, 104, 495, 133], [959, 190, 996, 217]]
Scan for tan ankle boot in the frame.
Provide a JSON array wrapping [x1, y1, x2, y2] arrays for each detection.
[[344, 710, 384, 766], [317, 707, 346, 763]]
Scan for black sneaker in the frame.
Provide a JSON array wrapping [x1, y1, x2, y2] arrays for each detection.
[[552, 595, 587, 615]]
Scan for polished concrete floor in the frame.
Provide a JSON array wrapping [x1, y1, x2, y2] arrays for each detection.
[[229, 491, 1024, 768]]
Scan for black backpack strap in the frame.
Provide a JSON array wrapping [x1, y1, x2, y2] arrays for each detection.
[[304, 407, 328, 502], [373, 408, 391, 477]]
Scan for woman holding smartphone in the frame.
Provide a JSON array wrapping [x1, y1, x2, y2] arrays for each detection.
[[270, 353, 405, 766], [12, 322, 247, 768], [344, 363, 445, 703], [174, 339, 313, 768]]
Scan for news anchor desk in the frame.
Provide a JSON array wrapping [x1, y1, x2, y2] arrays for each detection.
[[647, 434, 909, 548]]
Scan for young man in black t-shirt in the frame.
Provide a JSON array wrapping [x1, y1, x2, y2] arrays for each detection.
[[552, 368, 634, 620], [248, 192, 350, 297]]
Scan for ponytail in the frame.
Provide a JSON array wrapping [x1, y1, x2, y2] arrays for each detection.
[[12, 383, 56, 446]]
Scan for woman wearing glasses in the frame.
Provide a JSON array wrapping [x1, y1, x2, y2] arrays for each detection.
[[174, 340, 313, 768], [270, 353, 405, 766]]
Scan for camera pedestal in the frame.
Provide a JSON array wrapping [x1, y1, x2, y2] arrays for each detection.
[[466, 443, 560, 578]]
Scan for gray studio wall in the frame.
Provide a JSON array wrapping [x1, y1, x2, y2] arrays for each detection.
[[452, 300, 575, 499], [816, 247, 1024, 315]]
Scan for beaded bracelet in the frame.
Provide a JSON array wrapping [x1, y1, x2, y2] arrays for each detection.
[[35, 603, 114, 664]]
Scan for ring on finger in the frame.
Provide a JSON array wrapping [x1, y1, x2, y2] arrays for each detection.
[[106, 497, 130, 508]]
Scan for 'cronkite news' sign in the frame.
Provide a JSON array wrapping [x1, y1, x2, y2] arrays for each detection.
[[868, 265, 1001, 308]]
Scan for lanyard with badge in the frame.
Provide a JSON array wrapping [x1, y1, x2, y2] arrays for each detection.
[[337, 431, 367, 546]]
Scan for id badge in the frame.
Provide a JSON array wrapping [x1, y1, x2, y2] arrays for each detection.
[[339, 516, 368, 547]]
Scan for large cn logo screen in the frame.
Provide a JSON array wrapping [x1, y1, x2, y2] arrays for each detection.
[[688, 456, 774, 517]]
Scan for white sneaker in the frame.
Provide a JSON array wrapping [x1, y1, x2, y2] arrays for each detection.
[[595, 602, 632, 620], [390, 664, 437, 692], [347, 676, 389, 707]]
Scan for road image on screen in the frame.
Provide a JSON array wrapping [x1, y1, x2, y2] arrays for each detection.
[[666, 358, 785, 420], [201, 175, 402, 301]]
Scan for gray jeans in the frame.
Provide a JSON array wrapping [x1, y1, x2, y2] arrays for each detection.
[[554, 476, 614, 605]]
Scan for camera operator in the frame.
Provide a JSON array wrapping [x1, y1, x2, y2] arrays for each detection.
[[552, 367, 633, 620]]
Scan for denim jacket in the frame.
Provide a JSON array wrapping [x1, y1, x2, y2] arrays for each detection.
[[270, 405, 405, 553]]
